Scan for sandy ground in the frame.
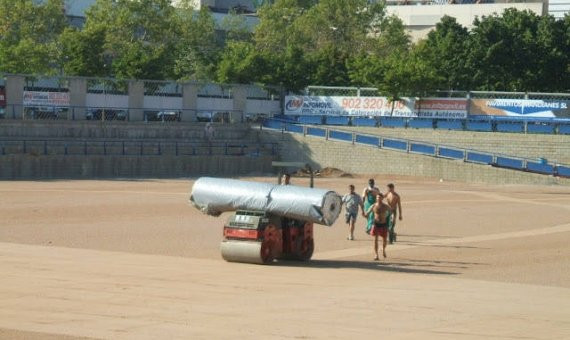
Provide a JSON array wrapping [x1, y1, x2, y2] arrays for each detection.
[[0, 175, 569, 339]]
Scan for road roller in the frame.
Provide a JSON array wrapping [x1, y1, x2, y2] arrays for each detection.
[[221, 210, 314, 264], [190, 164, 341, 265]]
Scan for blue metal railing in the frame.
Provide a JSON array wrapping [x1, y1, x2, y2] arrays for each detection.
[[261, 118, 570, 178], [279, 114, 570, 135]]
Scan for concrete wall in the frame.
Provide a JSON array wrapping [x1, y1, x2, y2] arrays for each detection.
[[5, 75, 280, 120], [339, 126, 570, 164], [260, 130, 570, 186], [0, 154, 274, 179]]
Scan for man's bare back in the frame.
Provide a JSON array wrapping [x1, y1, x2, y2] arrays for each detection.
[[386, 183, 402, 221], [386, 192, 400, 212]]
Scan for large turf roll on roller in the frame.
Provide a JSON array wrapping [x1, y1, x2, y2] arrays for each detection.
[[190, 177, 342, 226]]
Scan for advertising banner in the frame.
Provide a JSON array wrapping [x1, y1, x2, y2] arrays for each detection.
[[0, 87, 5, 107], [285, 96, 468, 118], [470, 99, 570, 118], [415, 98, 468, 119], [23, 91, 70, 107], [284, 96, 415, 117]]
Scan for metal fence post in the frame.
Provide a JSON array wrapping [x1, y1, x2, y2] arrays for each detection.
[[23, 140, 26, 154], [44, 141, 47, 155], [175, 142, 178, 156]]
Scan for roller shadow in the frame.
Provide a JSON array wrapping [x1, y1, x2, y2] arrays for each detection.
[[273, 259, 458, 275]]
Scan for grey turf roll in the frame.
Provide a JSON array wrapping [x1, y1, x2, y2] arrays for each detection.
[[190, 177, 342, 226]]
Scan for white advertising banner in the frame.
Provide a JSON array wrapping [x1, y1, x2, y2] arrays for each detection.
[[469, 99, 570, 118], [23, 91, 70, 107], [415, 98, 468, 119], [284, 96, 467, 118]]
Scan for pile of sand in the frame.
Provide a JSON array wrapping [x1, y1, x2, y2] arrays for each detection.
[[314, 167, 353, 178]]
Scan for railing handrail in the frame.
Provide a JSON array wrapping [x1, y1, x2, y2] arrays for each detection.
[[262, 118, 570, 173]]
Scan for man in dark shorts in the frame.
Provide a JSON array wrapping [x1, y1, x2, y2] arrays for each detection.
[[385, 183, 402, 244], [342, 184, 364, 240], [365, 193, 391, 260]]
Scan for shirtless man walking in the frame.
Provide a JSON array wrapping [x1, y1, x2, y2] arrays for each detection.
[[365, 193, 391, 260], [385, 183, 402, 244]]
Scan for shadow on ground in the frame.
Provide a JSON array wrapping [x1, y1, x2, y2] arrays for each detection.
[[273, 259, 460, 275]]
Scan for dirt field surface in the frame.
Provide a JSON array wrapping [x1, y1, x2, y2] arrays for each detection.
[[1, 176, 569, 339]]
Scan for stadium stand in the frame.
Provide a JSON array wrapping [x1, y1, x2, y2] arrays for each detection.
[[262, 118, 570, 179]]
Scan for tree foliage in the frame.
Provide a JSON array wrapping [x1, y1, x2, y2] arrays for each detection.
[[0, 2, 568, 94], [0, 0, 67, 75]]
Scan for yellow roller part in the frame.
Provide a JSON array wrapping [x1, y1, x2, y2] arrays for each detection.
[[220, 240, 274, 264]]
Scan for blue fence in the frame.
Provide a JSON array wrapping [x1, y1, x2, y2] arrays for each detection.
[[410, 143, 436, 155], [437, 120, 463, 130], [329, 130, 352, 142], [438, 147, 464, 160], [355, 135, 379, 146], [283, 115, 570, 136], [466, 151, 493, 165], [261, 119, 570, 178]]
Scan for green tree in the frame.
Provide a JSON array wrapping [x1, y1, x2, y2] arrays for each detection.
[[419, 16, 470, 90], [467, 9, 551, 91], [376, 46, 438, 115], [221, 9, 253, 43], [216, 41, 264, 84], [534, 15, 569, 91], [83, 0, 178, 80], [251, 0, 385, 90], [58, 27, 106, 77], [347, 15, 409, 87], [0, 0, 67, 74], [174, 6, 221, 81]]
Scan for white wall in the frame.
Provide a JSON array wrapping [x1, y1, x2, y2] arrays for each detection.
[[245, 99, 281, 115], [387, 2, 545, 41], [143, 96, 183, 110], [197, 97, 234, 111], [86, 94, 128, 108]]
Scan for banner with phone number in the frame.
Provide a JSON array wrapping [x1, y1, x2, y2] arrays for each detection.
[[284, 96, 467, 118]]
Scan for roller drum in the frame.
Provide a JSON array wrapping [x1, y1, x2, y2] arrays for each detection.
[[220, 240, 274, 264]]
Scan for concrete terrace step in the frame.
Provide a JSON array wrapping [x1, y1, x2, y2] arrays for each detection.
[[0, 121, 252, 140]]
